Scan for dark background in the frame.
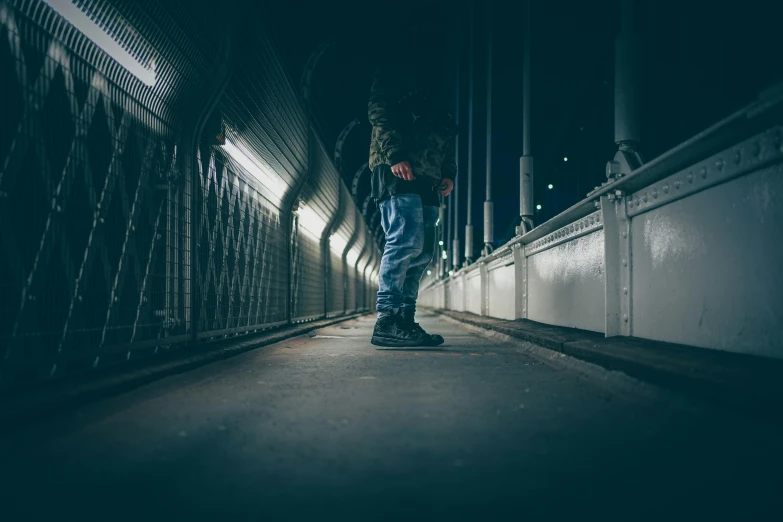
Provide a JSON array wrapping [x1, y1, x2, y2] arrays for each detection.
[[261, 0, 782, 256]]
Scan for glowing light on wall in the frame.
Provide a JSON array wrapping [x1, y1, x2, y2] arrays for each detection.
[[330, 233, 349, 255], [221, 138, 286, 204], [296, 202, 327, 238], [346, 247, 361, 266], [43, 0, 156, 86]]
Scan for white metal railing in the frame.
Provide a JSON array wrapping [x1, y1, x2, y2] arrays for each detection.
[[421, 85, 783, 359]]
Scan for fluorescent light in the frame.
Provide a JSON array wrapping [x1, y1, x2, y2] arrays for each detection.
[[221, 138, 286, 204], [330, 234, 348, 255], [43, 0, 156, 87], [296, 202, 327, 238]]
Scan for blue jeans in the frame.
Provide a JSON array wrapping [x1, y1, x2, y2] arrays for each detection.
[[376, 194, 439, 314]]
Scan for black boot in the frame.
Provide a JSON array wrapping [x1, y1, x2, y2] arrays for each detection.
[[371, 311, 429, 348], [400, 308, 444, 346]]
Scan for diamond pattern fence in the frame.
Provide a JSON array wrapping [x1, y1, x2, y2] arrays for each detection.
[[0, 0, 379, 388]]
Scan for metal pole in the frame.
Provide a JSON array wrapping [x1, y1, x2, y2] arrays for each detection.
[[483, 0, 494, 257], [615, 0, 640, 146], [438, 203, 446, 278], [606, 0, 644, 181], [452, 26, 461, 272], [517, 0, 534, 235], [464, 0, 475, 265], [446, 195, 452, 275]]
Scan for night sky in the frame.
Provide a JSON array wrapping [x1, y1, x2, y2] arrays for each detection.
[[262, 0, 782, 255]]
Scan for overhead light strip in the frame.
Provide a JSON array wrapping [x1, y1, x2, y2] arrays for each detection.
[[43, 0, 156, 86]]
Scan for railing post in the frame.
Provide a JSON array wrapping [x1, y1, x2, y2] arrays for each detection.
[[480, 261, 489, 316], [602, 194, 632, 336], [513, 242, 527, 319]]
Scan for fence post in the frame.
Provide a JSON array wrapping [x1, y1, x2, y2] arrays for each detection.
[[602, 194, 632, 336], [480, 261, 489, 316], [513, 242, 527, 319], [188, 34, 232, 345]]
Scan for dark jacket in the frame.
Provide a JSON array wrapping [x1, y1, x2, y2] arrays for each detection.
[[367, 61, 457, 202]]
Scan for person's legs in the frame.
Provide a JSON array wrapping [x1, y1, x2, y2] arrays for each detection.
[[400, 204, 439, 313], [372, 194, 429, 347], [376, 194, 426, 314], [397, 204, 444, 346]]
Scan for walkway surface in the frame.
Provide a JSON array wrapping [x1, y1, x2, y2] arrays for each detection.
[[1, 312, 781, 521]]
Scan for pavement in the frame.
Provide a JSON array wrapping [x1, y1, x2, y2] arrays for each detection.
[[1, 311, 781, 521]]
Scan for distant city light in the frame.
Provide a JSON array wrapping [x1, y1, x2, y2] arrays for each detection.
[[563, 157, 568, 162], [548, 184, 553, 189], [536, 204, 542, 210]]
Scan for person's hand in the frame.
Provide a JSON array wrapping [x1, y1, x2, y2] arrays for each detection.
[[391, 161, 414, 181], [439, 178, 454, 197]]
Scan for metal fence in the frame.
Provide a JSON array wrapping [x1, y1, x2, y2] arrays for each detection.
[[0, 0, 380, 387]]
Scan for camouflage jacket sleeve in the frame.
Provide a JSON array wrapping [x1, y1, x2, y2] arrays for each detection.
[[368, 65, 409, 166]]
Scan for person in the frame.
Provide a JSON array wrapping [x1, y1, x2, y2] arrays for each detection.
[[367, 17, 456, 348]]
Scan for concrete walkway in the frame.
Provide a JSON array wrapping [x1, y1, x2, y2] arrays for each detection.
[[1, 312, 781, 521]]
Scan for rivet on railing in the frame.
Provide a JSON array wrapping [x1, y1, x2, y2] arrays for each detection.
[[700, 166, 708, 179]]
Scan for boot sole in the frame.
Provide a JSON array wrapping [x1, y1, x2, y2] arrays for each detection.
[[371, 335, 426, 348], [371, 335, 445, 349]]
